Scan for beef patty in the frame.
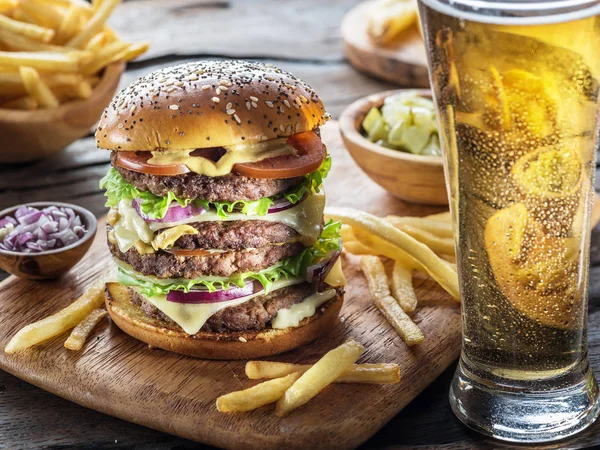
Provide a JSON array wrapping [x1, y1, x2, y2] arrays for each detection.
[[111, 152, 303, 202], [110, 241, 304, 279], [168, 220, 300, 251], [129, 283, 341, 332]]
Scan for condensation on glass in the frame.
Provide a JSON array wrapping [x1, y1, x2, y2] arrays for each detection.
[[418, 0, 600, 443]]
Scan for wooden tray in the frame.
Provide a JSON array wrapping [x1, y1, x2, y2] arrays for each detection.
[[0, 122, 461, 450], [342, 0, 429, 87]]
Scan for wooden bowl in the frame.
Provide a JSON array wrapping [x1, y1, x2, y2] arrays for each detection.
[[0, 62, 124, 163], [0, 202, 97, 280], [339, 89, 448, 205], [342, 0, 429, 87]]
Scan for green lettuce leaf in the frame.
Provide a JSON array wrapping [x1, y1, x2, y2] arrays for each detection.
[[100, 154, 330, 220], [117, 220, 342, 298]]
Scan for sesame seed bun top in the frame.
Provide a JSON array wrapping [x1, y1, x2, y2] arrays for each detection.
[[95, 60, 329, 152]]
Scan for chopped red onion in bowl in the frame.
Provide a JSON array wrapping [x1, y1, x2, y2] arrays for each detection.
[[0, 205, 87, 253]]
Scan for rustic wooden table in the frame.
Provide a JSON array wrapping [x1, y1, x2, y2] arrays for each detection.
[[1, 1, 600, 449]]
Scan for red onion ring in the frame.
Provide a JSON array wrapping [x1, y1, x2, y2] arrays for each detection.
[[166, 281, 256, 304], [133, 198, 206, 223]]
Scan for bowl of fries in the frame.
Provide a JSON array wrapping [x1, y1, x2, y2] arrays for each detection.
[[339, 89, 448, 205], [0, 0, 149, 163]]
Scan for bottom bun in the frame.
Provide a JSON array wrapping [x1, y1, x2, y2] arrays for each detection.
[[105, 282, 344, 360]]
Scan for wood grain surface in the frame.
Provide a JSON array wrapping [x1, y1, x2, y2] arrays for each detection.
[[2, 1, 600, 449], [0, 122, 460, 450], [342, 0, 429, 87]]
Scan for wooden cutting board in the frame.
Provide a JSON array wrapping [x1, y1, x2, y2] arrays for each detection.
[[342, 0, 430, 87], [0, 122, 461, 450]]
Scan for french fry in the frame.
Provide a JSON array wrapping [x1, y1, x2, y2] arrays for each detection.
[[0, 50, 84, 72], [0, 14, 54, 43], [20, 66, 59, 107], [391, 261, 418, 313], [327, 207, 459, 299], [82, 40, 128, 74], [361, 256, 424, 346], [64, 308, 108, 351], [67, 0, 121, 48], [0, 28, 72, 52], [0, 0, 17, 13], [92, 0, 103, 11], [85, 31, 107, 52], [344, 239, 375, 255], [275, 339, 364, 417], [54, 5, 80, 45], [385, 215, 454, 238], [121, 41, 150, 61], [246, 361, 400, 384], [1, 95, 37, 110], [5, 277, 107, 353], [11, 8, 43, 27], [399, 224, 456, 256], [353, 227, 423, 270], [18, 0, 64, 29], [425, 211, 452, 223], [216, 372, 300, 413], [74, 79, 92, 98]]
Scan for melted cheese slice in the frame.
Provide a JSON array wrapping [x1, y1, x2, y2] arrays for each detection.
[[134, 277, 304, 335], [147, 139, 296, 177], [324, 258, 346, 287], [271, 289, 337, 329]]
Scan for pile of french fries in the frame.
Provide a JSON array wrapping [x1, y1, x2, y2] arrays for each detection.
[[5, 276, 108, 353], [367, 0, 419, 46], [326, 207, 459, 347], [216, 339, 400, 416], [0, 0, 149, 110]]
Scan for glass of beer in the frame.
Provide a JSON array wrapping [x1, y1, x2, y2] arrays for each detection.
[[417, 0, 600, 443]]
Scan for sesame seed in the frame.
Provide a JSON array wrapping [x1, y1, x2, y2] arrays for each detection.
[[279, 124, 285, 132], [216, 87, 221, 95], [233, 114, 241, 124], [226, 102, 232, 110], [219, 79, 230, 86], [130, 105, 137, 113], [261, 135, 269, 140], [226, 108, 236, 115], [286, 125, 292, 133], [251, 101, 258, 108], [185, 75, 198, 81], [219, 86, 229, 91], [249, 96, 259, 102], [265, 100, 274, 108], [294, 97, 302, 104], [165, 86, 176, 93], [211, 97, 220, 103], [239, 337, 247, 343], [295, 122, 301, 132], [174, 81, 184, 87], [117, 123, 124, 129], [169, 104, 180, 110], [279, 106, 285, 113], [246, 101, 251, 110], [163, 80, 174, 86], [283, 99, 290, 108], [300, 95, 308, 103], [201, 84, 211, 90], [293, 102, 301, 109]]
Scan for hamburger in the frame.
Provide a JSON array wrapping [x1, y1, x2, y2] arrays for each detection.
[[97, 60, 345, 360]]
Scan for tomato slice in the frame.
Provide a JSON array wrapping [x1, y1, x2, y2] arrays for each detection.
[[115, 132, 325, 179], [115, 148, 225, 176], [233, 131, 326, 179], [115, 152, 190, 176]]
